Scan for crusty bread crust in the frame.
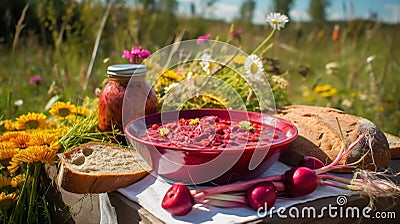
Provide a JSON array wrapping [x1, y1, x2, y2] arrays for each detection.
[[57, 142, 149, 194], [277, 105, 391, 171], [385, 132, 400, 159]]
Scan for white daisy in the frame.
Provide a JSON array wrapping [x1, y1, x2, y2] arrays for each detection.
[[199, 53, 216, 75], [245, 54, 264, 81], [265, 12, 289, 30], [164, 83, 179, 92]]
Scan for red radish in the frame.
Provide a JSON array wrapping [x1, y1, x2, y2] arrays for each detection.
[[284, 167, 319, 197], [161, 133, 392, 215], [299, 156, 325, 170], [161, 182, 194, 216], [247, 181, 277, 211]]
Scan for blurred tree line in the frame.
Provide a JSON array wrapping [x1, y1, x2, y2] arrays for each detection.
[[0, 0, 333, 48]]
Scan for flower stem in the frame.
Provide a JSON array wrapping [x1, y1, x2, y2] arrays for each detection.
[[252, 29, 276, 55], [9, 164, 32, 224], [42, 196, 52, 224], [27, 163, 41, 223]]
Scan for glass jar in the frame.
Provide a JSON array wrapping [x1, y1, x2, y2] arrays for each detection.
[[98, 64, 158, 133]]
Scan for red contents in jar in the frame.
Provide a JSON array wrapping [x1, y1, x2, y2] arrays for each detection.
[[141, 116, 282, 149], [98, 77, 158, 133], [98, 79, 126, 132]]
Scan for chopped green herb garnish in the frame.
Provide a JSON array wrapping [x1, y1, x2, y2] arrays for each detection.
[[189, 118, 200, 126], [239, 120, 253, 131], [159, 127, 170, 137]]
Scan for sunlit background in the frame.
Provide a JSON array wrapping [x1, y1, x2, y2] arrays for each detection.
[[1, 0, 399, 135]]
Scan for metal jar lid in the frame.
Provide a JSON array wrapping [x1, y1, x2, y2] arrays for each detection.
[[107, 64, 147, 77]]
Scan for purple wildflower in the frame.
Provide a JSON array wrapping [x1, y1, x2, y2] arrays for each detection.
[[29, 74, 43, 85], [122, 49, 134, 63], [196, 34, 211, 44], [122, 46, 151, 63], [231, 29, 244, 39]]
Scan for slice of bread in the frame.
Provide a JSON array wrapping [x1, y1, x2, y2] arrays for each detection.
[[385, 132, 400, 159], [57, 142, 149, 194]]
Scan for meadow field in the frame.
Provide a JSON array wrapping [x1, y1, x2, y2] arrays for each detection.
[[0, 2, 399, 135]]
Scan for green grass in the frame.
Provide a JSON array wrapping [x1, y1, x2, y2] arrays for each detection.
[[0, 8, 399, 135]]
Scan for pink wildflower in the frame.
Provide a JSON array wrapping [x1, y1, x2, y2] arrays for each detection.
[[196, 34, 211, 44], [122, 46, 151, 63], [29, 75, 43, 85], [231, 29, 244, 39]]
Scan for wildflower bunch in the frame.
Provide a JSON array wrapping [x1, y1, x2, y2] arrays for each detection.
[[137, 12, 291, 110], [122, 45, 150, 64], [0, 97, 111, 223]]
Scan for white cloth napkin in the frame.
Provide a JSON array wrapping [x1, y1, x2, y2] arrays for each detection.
[[118, 161, 349, 224]]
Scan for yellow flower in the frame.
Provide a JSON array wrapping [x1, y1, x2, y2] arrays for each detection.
[[0, 140, 13, 149], [9, 133, 31, 149], [26, 127, 68, 139], [64, 114, 85, 124], [0, 176, 11, 189], [51, 127, 70, 138], [313, 84, 333, 94], [8, 145, 57, 173], [155, 71, 183, 93], [48, 141, 60, 152], [15, 112, 48, 130], [11, 174, 25, 187], [27, 133, 58, 147], [313, 84, 337, 98], [0, 148, 19, 161], [162, 70, 183, 81], [0, 132, 20, 142], [49, 101, 76, 119], [202, 95, 225, 107], [1, 120, 16, 131], [319, 88, 337, 98], [73, 106, 90, 117], [0, 192, 18, 209]]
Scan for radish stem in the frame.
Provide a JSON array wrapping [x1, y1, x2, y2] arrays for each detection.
[[319, 174, 353, 185], [193, 174, 284, 198], [201, 193, 247, 203], [321, 180, 360, 191], [316, 132, 367, 175], [201, 198, 247, 208], [272, 181, 286, 192]]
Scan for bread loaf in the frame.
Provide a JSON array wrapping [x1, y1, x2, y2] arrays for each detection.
[[385, 132, 400, 159], [277, 105, 391, 171], [57, 142, 149, 194]]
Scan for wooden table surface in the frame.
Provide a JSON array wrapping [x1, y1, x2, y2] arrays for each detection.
[[108, 159, 400, 224]]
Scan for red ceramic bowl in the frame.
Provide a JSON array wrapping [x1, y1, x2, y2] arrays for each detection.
[[125, 109, 298, 184]]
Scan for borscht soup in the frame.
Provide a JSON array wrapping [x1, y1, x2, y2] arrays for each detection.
[[141, 115, 282, 149]]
